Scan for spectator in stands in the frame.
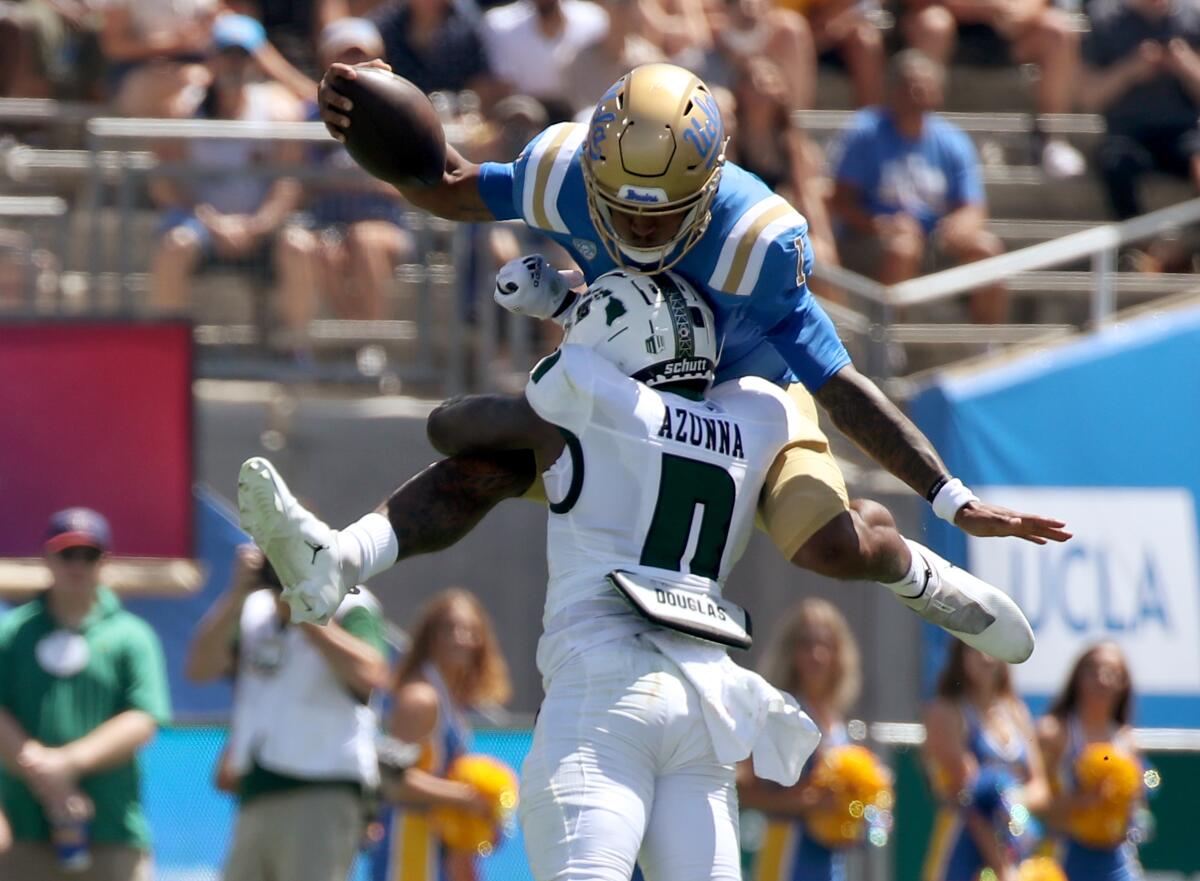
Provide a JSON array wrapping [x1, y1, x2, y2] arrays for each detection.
[[280, 19, 414, 347], [922, 642, 1050, 881], [187, 543, 389, 881], [374, 588, 511, 881], [1082, 0, 1200, 227], [148, 15, 308, 322], [0, 1, 105, 100], [730, 58, 842, 288], [775, 0, 886, 107], [370, 0, 499, 101], [831, 50, 1009, 322], [463, 95, 579, 374], [226, 0, 347, 78], [739, 598, 864, 881], [483, 0, 608, 121], [562, 0, 664, 118], [902, 0, 1087, 176], [637, 0, 712, 69], [101, 0, 217, 117], [0, 508, 170, 881], [703, 0, 818, 110]]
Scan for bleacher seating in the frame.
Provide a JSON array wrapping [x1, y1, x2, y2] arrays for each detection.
[[3, 50, 1199, 390]]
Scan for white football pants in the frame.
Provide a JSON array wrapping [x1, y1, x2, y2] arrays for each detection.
[[519, 636, 741, 881]]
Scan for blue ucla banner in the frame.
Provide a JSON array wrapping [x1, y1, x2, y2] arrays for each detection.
[[910, 304, 1200, 727]]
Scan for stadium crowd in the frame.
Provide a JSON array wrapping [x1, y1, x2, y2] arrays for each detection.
[[1, 0, 1198, 341]]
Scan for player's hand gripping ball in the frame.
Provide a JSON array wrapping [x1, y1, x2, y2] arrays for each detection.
[[1066, 743, 1142, 848], [805, 745, 895, 849], [430, 755, 519, 854], [334, 68, 446, 187]]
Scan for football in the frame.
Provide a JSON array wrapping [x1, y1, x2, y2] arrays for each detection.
[[335, 69, 446, 188]]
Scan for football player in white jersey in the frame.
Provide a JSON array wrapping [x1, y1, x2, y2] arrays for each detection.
[[238, 269, 1037, 881], [241, 271, 823, 881]]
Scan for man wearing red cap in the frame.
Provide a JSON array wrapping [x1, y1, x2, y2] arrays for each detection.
[[0, 508, 170, 881]]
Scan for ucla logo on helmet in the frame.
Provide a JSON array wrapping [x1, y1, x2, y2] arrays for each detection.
[[680, 92, 723, 170], [588, 110, 616, 161], [618, 185, 669, 204]]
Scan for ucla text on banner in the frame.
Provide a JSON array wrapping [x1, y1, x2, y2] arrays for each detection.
[[910, 303, 1200, 727]]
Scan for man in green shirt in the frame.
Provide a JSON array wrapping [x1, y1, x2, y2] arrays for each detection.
[[187, 543, 390, 881], [0, 508, 171, 881]]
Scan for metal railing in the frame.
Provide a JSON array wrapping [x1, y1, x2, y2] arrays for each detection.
[[812, 196, 1200, 378], [77, 117, 493, 394], [0, 195, 68, 309], [6, 115, 1200, 392]]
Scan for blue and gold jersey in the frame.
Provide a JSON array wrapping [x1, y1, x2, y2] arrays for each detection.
[[477, 122, 852, 391]]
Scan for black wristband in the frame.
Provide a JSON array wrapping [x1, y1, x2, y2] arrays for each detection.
[[925, 474, 950, 503]]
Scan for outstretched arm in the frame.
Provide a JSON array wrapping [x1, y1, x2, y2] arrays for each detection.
[[318, 61, 495, 222], [427, 393, 563, 459], [385, 452, 537, 561], [382, 393, 564, 561], [815, 365, 1071, 544], [814, 364, 948, 494]]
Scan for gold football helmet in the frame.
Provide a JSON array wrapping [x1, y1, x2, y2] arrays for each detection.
[[582, 64, 728, 273]]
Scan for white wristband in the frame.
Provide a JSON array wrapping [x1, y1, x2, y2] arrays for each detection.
[[932, 478, 979, 524]]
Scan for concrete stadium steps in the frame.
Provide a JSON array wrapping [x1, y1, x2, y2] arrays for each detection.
[[817, 64, 1048, 114], [982, 170, 1192, 221], [864, 269, 1200, 333], [987, 218, 1095, 248], [797, 108, 1105, 169]]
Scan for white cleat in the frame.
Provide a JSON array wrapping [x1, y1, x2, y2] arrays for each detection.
[[896, 545, 1034, 664], [237, 457, 350, 624]]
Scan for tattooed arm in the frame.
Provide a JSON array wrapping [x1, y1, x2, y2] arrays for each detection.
[[380, 394, 565, 561], [384, 452, 536, 561], [813, 364, 946, 496], [426, 393, 563, 461], [814, 365, 1071, 544]]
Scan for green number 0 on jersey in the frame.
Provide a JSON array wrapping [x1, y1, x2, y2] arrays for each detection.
[[640, 454, 736, 580]]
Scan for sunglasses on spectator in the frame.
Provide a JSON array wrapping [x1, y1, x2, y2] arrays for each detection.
[[57, 546, 103, 564]]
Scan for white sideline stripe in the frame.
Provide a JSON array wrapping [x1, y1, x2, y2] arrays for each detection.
[[521, 124, 568, 228], [708, 194, 787, 291], [543, 125, 587, 234], [736, 212, 806, 296]]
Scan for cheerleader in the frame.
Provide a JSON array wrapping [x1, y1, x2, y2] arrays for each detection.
[[1037, 642, 1145, 881], [923, 643, 1050, 881], [377, 589, 512, 881], [740, 599, 863, 881]]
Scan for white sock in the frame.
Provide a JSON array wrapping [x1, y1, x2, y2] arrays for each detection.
[[882, 538, 931, 599], [336, 512, 400, 586]]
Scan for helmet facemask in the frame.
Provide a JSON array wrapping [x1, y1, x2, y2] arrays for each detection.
[[583, 159, 724, 274], [581, 64, 728, 275]]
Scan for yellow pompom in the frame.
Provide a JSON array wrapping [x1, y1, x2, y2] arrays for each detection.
[[430, 754, 520, 854], [1065, 743, 1141, 849], [805, 745, 894, 849], [1018, 856, 1068, 881]]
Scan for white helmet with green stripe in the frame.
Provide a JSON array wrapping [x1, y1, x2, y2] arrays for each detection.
[[563, 270, 718, 392]]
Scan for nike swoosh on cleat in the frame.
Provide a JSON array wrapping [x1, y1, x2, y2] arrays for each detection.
[[304, 540, 328, 564]]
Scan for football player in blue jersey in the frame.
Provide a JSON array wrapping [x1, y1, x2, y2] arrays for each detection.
[[316, 60, 1071, 661]]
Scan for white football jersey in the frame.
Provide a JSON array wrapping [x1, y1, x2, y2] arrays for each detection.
[[525, 344, 804, 678]]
